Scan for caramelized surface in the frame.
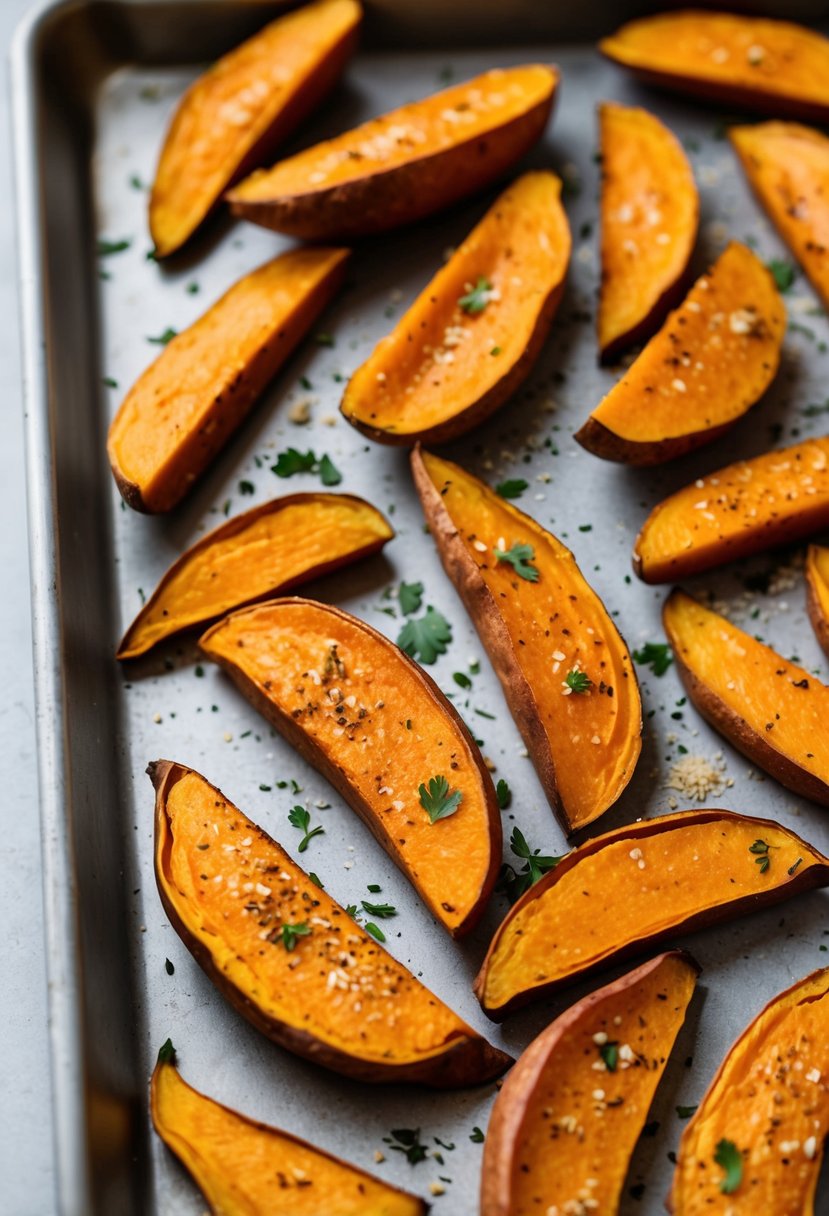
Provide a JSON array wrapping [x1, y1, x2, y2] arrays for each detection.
[[806, 544, 829, 658]]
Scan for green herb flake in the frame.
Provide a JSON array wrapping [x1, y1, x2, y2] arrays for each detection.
[[749, 838, 776, 874], [676, 1104, 698, 1119], [361, 900, 397, 918], [494, 541, 539, 582], [490, 346, 502, 356], [397, 606, 452, 664], [499, 827, 563, 903], [788, 857, 803, 876], [97, 237, 132, 257], [238, 479, 255, 495], [496, 778, 512, 810], [599, 1042, 619, 1071], [565, 669, 592, 694], [278, 922, 312, 951], [367, 883, 382, 893], [469, 1127, 485, 1143], [419, 775, 463, 823], [453, 671, 472, 689], [714, 1138, 743, 1194], [399, 580, 424, 615], [633, 641, 673, 676], [365, 922, 386, 943], [164, 958, 174, 976], [496, 479, 529, 500], [308, 872, 324, 889], [319, 454, 342, 486], [157, 1038, 176, 1064], [767, 259, 796, 293], [102, 376, 119, 389], [458, 276, 493, 315], [270, 447, 340, 485], [383, 1128, 428, 1165], [147, 327, 177, 346], [287, 805, 325, 852]]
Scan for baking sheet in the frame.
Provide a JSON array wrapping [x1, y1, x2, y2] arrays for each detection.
[[17, 2, 829, 1211]]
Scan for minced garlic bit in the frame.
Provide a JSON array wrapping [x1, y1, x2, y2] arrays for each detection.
[[666, 753, 729, 802], [288, 398, 312, 425], [429, 1182, 446, 1196]]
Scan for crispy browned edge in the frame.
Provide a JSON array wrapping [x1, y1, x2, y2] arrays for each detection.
[[410, 445, 641, 836], [150, 1057, 431, 1214], [480, 950, 700, 1216], [151, 8, 363, 258], [198, 597, 502, 938], [664, 963, 829, 1213], [473, 807, 829, 1020], [574, 414, 736, 466], [150, 759, 512, 1085], [117, 493, 393, 660], [665, 588, 829, 805], [108, 251, 349, 514], [225, 69, 558, 241], [599, 41, 829, 126], [806, 545, 829, 660]]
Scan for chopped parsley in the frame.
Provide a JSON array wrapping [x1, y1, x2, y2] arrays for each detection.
[[469, 1127, 485, 1143], [397, 606, 452, 664], [565, 669, 592, 694], [599, 1041, 619, 1071], [383, 1128, 428, 1165], [270, 447, 342, 485], [458, 276, 493, 315], [495, 778, 512, 810], [157, 1038, 176, 1064], [499, 827, 563, 903], [287, 805, 325, 852], [714, 1138, 742, 1194], [496, 479, 528, 500], [277, 922, 311, 951], [766, 259, 796, 293], [147, 327, 177, 345], [399, 580, 424, 615], [633, 641, 673, 676], [419, 775, 463, 823], [494, 541, 539, 582], [97, 237, 132, 256]]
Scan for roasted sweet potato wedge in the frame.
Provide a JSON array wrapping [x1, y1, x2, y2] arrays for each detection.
[[664, 588, 829, 805], [576, 242, 784, 465], [598, 102, 698, 364], [149, 0, 362, 257], [806, 544, 829, 659], [474, 808, 829, 1019], [731, 121, 829, 312], [107, 248, 349, 513], [199, 598, 501, 937], [669, 966, 829, 1213], [411, 448, 641, 836], [151, 1048, 428, 1215], [600, 11, 829, 124], [226, 66, 558, 241], [633, 437, 829, 584], [340, 172, 570, 445], [117, 494, 392, 660], [151, 760, 510, 1085], [481, 952, 699, 1216]]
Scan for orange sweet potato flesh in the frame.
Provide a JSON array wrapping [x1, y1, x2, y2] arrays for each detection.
[[149, 0, 362, 258], [151, 1057, 428, 1215], [600, 11, 829, 124], [598, 102, 698, 364], [226, 66, 558, 241], [199, 598, 501, 938], [340, 172, 570, 445], [151, 760, 510, 1085], [669, 966, 829, 1214], [117, 493, 392, 660], [107, 248, 349, 513], [665, 589, 829, 806], [576, 242, 784, 464], [806, 544, 829, 659], [633, 437, 829, 584], [411, 448, 641, 836], [731, 121, 829, 312], [481, 952, 699, 1216], [474, 808, 829, 1019]]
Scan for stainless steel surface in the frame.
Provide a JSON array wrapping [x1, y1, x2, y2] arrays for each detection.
[[13, 1, 829, 1213]]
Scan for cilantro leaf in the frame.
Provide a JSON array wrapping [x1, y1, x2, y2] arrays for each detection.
[[361, 900, 397, 918], [287, 805, 325, 853], [399, 580, 424, 615], [714, 1138, 743, 1194], [767, 258, 795, 293], [397, 606, 452, 664], [633, 641, 673, 676], [271, 448, 318, 477], [458, 276, 493, 315], [565, 669, 592, 694], [277, 922, 311, 951], [496, 479, 528, 500], [496, 778, 512, 809], [419, 775, 463, 823], [157, 1038, 176, 1064], [494, 542, 539, 582], [97, 237, 132, 257], [318, 454, 342, 486], [498, 827, 563, 903]]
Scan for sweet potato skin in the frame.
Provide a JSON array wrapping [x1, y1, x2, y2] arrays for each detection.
[[340, 172, 569, 445], [577, 242, 784, 465], [117, 493, 393, 660], [481, 951, 699, 1216], [199, 598, 502, 938], [149, 0, 362, 257], [151, 1057, 430, 1215], [668, 966, 829, 1214], [600, 11, 829, 125], [107, 248, 349, 514], [474, 808, 829, 1019], [151, 760, 511, 1086], [411, 447, 641, 836], [633, 437, 829, 583], [664, 588, 829, 805], [226, 66, 558, 241], [805, 544, 829, 660], [598, 102, 698, 364]]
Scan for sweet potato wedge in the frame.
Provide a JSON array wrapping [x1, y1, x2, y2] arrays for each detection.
[[226, 66, 558, 241], [576, 242, 784, 465], [107, 248, 349, 513], [199, 598, 501, 938], [474, 808, 829, 1019], [340, 172, 570, 445], [149, 0, 362, 257], [117, 493, 392, 660], [731, 121, 829, 312], [598, 102, 698, 364], [151, 1048, 428, 1215], [481, 951, 699, 1216], [411, 448, 641, 836], [669, 966, 829, 1213], [806, 544, 829, 659], [664, 588, 829, 805], [600, 11, 829, 124], [633, 437, 829, 584], [151, 760, 510, 1085]]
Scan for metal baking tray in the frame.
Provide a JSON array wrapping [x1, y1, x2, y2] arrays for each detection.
[[12, 1, 829, 1212]]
